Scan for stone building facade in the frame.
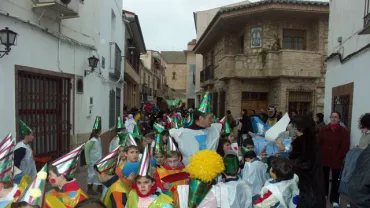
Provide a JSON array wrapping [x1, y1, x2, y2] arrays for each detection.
[[161, 51, 188, 103], [194, 0, 329, 118]]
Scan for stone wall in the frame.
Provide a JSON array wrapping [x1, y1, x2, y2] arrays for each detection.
[[165, 63, 187, 91]]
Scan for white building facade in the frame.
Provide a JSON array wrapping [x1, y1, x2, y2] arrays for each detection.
[[325, 0, 370, 145], [0, 0, 125, 158]]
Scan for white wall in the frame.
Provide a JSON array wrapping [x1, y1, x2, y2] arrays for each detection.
[[325, 0, 370, 146], [0, 0, 125, 137]]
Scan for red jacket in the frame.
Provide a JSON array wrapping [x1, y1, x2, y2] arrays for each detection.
[[318, 125, 350, 169]]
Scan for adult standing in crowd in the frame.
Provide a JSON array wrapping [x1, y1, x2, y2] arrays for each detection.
[[238, 109, 252, 146], [357, 113, 370, 148], [276, 115, 326, 208], [314, 113, 325, 137], [225, 110, 236, 134], [318, 111, 350, 207]]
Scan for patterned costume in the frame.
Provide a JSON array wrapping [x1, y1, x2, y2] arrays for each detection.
[[0, 134, 30, 208], [95, 146, 131, 208], [45, 144, 87, 208]]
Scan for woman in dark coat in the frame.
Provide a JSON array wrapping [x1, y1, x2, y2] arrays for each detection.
[[276, 115, 326, 208]]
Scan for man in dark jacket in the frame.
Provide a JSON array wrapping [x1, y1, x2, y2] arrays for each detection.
[[348, 144, 370, 208]]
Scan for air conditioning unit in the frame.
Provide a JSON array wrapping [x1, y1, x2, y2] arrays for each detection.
[[32, 0, 79, 19]]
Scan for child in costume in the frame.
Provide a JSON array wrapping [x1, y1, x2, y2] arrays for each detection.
[[121, 145, 140, 185], [13, 167, 32, 186], [116, 132, 139, 186], [253, 158, 299, 208], [202, 151, 253, 208], [15, 164, 49, 208], [177, 150, 225, 208], [45, 144, 87, 208], [85, 116, 103, 195], [14, 120, 37, 179], [94, 147, 131, 208], [154, 150, 188, 208], [169, 93, 222, 165], [242, 150, 269, 198], [75, 198, 107, 208], [0, 134, 27, 208], [109, 116, 126, 152], [126, 144, 173, 208]]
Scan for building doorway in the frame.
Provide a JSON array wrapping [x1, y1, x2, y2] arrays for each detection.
[[241, 92, 268, 116], [16, 68, 72, 170], [287, 88, 313, 115]]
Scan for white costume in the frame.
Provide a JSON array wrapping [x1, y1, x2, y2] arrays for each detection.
[[125, 114, 136, 133], [87, 136, 103, 185], [109, 135, 120, 152], [169, 123, 222, 165], [254, 174, 299, 208], [15, 141, 37, 178], [242, 160, 270, 196], [199, 179, 253, 208]]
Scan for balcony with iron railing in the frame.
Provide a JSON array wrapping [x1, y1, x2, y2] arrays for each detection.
[[200, 64, 215, 87], [216, 50, 322, 80]]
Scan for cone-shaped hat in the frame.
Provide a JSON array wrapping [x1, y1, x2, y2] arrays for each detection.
[[198, 92, 212, 114], [153, 135, 165, 155], [223, 151, 239, 176], [137, 144, 153, 178], [0, 133, 15, 182], [94, 146, 119, 175], [133, 124, 142, 139], [167, 136, 178, 152], [223, 122, 231, 136], [185, 150, 225, 208], [93, 116, 102, 131], [219, 116, 226, 123], [118, 132, 138, 147], [172, 117, 179, 129], [187, 113, 194, 127], [17, 164, 48, 207], [20, 120, 33, 137], [116, 116, 125, 129], [51, 144, 85, 178], [241, 147, 250, 157], [153, 123, 165, 134]]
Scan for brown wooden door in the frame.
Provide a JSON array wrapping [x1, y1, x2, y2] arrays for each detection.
[[241, 101, 268, 116]]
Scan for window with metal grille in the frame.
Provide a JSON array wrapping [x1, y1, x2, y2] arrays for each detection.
[[76, 77, 83, 94], [283, 29, 306, 50], [288, 90, 313, 115], [116, 88, 121, 119], [109, 89, 116, 128]]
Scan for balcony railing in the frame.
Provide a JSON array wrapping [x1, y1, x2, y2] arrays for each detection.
[[200, 65, 214, 83]]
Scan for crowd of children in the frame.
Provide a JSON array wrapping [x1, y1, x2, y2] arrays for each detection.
[[0, 93, 304, 208]]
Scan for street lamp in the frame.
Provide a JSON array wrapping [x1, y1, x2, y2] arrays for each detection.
[[0, 27, 18, 58], [85, 56, 99, 76]]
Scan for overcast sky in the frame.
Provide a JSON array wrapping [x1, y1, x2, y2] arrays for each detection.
[[122, 0, 328, 52]]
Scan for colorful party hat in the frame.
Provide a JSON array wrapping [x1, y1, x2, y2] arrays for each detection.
[[20, 120, 33, 137], [241, 147, 250, 157], [153, 135, 165, 155], [118, 132, 138, 147], [213, 115, 218, 123], [223, 151, 239, 176], [0, 133, 15, 182], [153, 123, 165, 134], [219, 116, 226, 123], [198, 92, 212, 114], [51, 143, 85, 178], [167, 115, 172, 123], [94, 146, 119, 175], [133, 123, 142, 139], [92, 116, 102, 131], [172, 117, 179, 129], [187, 113, 194, 127], [116, 116, 125, 129], [223, 122, 231, 136], [137, 144, 153, 177], [186, 150, 224, 208], [17, 164, 48, 207], [167, 136, 178, 152]]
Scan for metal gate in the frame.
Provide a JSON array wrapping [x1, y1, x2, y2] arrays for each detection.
[[17, 70, 71, 169]]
